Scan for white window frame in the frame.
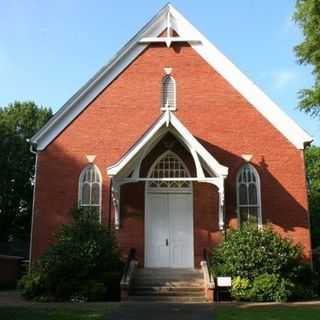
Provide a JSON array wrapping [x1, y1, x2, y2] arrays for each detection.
[[161, 75, 176, 111], [78, 164, 102, 222], [147, 150, 192, 193], [236, 164, 262, 226]]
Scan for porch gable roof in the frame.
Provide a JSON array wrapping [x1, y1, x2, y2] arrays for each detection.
[[107, 110, 228, 178]]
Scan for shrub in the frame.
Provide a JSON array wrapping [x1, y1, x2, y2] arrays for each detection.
[[210, 223, 318, 301], [230, 276, 251, 301], [19, 208, 123, 301], [250, 273, 293, 302]]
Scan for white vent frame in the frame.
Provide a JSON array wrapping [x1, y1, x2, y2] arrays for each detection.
[[161, 75, 176, 111]]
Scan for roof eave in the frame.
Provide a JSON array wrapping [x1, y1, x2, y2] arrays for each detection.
[[30, 4, 171, 150]]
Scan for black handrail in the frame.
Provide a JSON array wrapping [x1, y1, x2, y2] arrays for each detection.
[[122, 248, 136, 281], [203, 248, 214, 279]]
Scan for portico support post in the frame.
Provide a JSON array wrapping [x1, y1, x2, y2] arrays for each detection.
[[111, 180, 121, 230]]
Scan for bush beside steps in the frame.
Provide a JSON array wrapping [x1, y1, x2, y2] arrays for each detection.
[[210, 222, 319, 302], [18, 208, 123, 302]]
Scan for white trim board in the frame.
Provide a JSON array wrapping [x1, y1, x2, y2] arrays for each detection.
[[30, 4, 313, 151], [107, 110, 228, 178]]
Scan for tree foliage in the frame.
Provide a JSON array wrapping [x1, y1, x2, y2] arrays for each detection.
[[0, 101, 52, 254], [19, 208, 123, 302], [305, 145, 320, 248], [294, 0, 320, 116]]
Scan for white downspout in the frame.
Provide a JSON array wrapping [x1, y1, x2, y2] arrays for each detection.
[[28, 142, 38, 270]]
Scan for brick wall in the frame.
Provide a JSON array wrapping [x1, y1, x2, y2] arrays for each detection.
[[31, 41, 311, 263]]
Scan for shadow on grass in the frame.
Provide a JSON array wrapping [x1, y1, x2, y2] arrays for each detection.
[[0, 305, 112, 320]]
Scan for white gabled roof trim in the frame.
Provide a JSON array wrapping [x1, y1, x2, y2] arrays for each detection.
[[31, 4, 171, 151], [107, 110, 228, 178], [30, 4, 312, 150]]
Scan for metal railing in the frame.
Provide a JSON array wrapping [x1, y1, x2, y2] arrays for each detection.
[[122, 248, 136, 282], [203, 248, 214, 282]]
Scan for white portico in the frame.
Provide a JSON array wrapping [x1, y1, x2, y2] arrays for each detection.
[[106, 103, 228, 267]]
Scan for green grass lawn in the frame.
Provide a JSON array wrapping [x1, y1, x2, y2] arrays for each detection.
[[1, 304, 320, 320], [0, 306, 111, 320], [216, 305, 320, 320]]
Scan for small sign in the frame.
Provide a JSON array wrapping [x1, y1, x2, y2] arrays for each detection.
[[217, 277, 232, 287]]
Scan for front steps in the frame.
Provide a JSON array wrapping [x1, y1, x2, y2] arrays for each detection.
[[129, 268, 206, 303]]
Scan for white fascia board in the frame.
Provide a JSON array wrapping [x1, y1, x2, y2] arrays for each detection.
[[170, 113, 228, 177], [31, 4, 312, 151], [31, 5, 170, 151], [107, 113, 167, 176], [170, 5, 313, 149], [107, 111, 228, 178]]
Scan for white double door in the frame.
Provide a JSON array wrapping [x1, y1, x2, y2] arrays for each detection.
[[145, 192, 194, 268]]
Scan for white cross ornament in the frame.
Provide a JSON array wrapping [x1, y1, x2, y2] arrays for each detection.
[[139, 11, 201, 48]]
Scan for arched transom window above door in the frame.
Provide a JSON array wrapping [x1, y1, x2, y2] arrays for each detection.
[[148, 151, 191, 189]]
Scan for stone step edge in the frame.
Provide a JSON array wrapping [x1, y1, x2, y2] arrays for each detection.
[[132, 286, 204, 291], [128, 296, 207, 302]]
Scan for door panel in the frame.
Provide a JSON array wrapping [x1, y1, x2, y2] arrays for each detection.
[[146, 193, 170, 267], [169, 194, 194, 268], [145, 192, 193, 268]]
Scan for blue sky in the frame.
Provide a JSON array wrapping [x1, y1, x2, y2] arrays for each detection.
[[1, 0, 319, 144]]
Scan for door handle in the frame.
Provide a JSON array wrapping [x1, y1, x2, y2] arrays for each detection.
[[166, 239, 169, 246]]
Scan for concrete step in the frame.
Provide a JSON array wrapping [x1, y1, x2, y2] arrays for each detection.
[[134, 275, 203, 280], [133, 280, 204, 287], [135, 269, 202, 277], [132, 286, 204, 293], [129, 268, 206, 303], [135, 268, 202, 274], [131, 287, 204, 297], [128, 295, 207, 303], [131, 290, 204, 297]]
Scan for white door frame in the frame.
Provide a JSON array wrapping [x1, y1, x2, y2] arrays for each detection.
[[144, 151, 194, 268], [144, 150, 194, 268], [144, 188, 194, 268]]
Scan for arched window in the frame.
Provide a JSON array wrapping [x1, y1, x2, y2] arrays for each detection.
[[161, 75, 176, 111], [236, 164, 261, 225], [148, 151, 191, 189], [78, 164, 102, 213]]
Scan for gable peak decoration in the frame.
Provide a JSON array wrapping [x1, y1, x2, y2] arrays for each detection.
[[139, 7, 201, 48], [30, 3, 312, 151]]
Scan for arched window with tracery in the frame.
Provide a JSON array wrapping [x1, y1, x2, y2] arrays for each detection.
[[161, 75, 176, 111], [78, 164, 102, 215], [236, 164, 262, 225], [148, 151, 191, 189]]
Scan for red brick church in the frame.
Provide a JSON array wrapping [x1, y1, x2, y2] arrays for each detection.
[[29, 4, 312, 269]]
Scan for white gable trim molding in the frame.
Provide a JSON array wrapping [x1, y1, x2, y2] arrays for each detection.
[[107, 110, 228, 230], [107, 110, 228, 178], [30, 4, 312, 151]]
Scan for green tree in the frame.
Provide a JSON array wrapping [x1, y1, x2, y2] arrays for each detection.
[[0, 101, 52, 255], [294, 0, 320, 116], [305, 146, 320, 248]]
